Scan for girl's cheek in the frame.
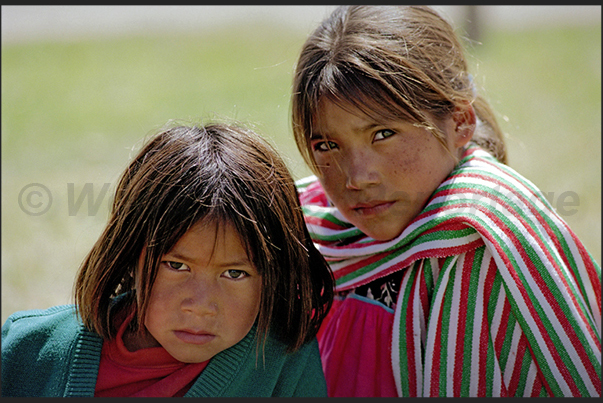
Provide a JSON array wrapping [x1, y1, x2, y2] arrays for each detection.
[[312, 153, 332, 172]]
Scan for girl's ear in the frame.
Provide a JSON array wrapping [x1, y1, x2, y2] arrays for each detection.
[[451, 102, 476, 148]]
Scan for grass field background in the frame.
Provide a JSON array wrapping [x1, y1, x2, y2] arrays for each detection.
[[2, 13, 600, 323]]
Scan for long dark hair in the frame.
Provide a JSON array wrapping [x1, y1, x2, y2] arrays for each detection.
[[292, 5, 507, 170], [74, 122, 333, 352]]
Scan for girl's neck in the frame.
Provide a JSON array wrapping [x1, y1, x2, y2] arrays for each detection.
[[117, 308, 161, 352]]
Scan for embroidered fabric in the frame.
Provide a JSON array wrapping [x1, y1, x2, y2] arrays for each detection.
[[341, 270, 404, 310]]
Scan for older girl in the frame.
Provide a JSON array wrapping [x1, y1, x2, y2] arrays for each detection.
[[292, 6, 601, 397], [2, 122, 334, 397]]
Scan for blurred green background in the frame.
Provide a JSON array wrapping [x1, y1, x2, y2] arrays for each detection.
[[2, 6, 601, 323]]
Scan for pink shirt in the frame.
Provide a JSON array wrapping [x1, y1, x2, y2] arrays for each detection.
[[317, 293, 398, 397]]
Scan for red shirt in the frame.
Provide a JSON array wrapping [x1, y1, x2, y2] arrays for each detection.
[[94, 312, 208, 397]]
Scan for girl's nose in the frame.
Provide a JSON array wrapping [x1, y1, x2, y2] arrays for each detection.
[[180, 277, 218, 316], [344, 149, 380, 190]]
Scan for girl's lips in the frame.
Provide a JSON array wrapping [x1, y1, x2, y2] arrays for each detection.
[[174, 330, 216, 345], [351, 201, 395, 216]]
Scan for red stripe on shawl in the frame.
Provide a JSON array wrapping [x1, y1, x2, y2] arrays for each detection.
[[432, 186, 600, 388], [419, 264, 430, 329], [429, 301, 445, 396], [298, 180, 329, 206], [453, 249, 475, 396], [405, 266, 420, 397], [418, 261, 430, 395], [419, 220, 475, 237], [311, 214, 478, 253], [479, 258, 499, 397], [332, 251, 392, 281], [341, 238, 391, 249], [326, 238, 385, 250], [526, 340, 555, 397], [304, 214, 348, 231], [571, 231, 602, 312], [507, 332, 530, 396], [494, 298, 512, 359], [529, 373, 545, 397], [312, 238, 339, 247]]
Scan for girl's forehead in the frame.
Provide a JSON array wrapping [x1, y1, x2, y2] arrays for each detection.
[[172, 219, 250, 260], [312, 97, 415, 132], [188, 217, 241, 244]]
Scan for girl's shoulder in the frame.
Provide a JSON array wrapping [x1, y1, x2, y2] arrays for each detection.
[[2, 304, 85, 356], [4, 303, 76, 320], [3, 304, 79, 331], [1, 305, 98, 397]]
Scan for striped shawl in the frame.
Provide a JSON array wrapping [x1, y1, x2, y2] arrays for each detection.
[[297, 145, 601, 397]]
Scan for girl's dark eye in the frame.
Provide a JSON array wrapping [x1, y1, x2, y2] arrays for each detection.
[[312, 140, 338, 152], [223, 269, 248, 279], [374, 129, 395, 141], [166, 261, 188, 271]]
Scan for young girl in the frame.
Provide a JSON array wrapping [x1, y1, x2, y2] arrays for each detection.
[[1, 122, 334, 397], [291, 6, 601, 397]]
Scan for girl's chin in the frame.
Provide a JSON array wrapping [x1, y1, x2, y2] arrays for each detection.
[[354, 221, 407, 242]]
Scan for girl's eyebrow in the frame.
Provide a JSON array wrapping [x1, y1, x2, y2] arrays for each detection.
[[310, 122, 384, 140], [213, 259, 253, 269]]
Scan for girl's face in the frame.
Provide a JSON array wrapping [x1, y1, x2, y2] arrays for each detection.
[[129, 220, 262, 363], [311, 99, 470, 241]]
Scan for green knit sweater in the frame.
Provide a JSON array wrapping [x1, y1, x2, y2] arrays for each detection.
[[1, 305, 328, 397]]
